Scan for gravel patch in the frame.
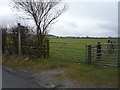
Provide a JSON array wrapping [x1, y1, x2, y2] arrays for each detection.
[[31, 68, 78, 88], [2, 65, 78, 88]]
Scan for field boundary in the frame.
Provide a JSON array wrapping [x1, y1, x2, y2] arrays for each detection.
[[50, 41, 118, 67]]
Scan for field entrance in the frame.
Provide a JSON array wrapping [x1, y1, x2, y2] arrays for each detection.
[[49, 42, 87, 63]]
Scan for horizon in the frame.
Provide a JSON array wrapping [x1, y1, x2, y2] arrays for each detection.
[[48, 34, 119, 38]]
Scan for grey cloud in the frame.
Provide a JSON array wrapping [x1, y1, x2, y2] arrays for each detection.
[[0, 0, 118, 37], [98, 22, 117, 31], [64, 21, 78, 28]]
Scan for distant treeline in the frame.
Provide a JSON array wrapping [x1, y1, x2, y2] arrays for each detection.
[[55, 36, 119, 39]]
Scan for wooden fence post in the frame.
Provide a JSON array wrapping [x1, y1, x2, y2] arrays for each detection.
[[18, 23, 22, 59], [87, 45, 92, 64], [46, 40, 49, 57], [43, 41, 46, 58]]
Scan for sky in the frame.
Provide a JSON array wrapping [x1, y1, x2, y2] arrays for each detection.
[[0, 0, 119, 37]]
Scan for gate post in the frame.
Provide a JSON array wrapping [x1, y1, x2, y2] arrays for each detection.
[[87, 45, 92, 64], [18, 23, 22, 59], [46, 40, 49, 57]]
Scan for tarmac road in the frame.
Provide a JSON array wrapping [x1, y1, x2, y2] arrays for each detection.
[[2, 68, 42, 88]]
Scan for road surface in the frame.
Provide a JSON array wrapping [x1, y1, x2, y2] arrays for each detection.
[[2, 67, 42, 88]]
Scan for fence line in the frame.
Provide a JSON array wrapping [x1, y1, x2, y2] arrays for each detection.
[[5, 40, 50, 58], [4, 40, 118, 67], [50, 41, 118, 66], [49, 42, 87, 63]]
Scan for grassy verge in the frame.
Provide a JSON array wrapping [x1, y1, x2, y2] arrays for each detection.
[[2, 56, 118, 87]]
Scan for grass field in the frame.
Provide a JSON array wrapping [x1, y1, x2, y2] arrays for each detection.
[[49, 38, 118, 65], [2, 38, 118, 88], [49, 38, 118, 44]]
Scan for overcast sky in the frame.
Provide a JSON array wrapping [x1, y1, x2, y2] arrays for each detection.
[[0, 0, 118, 37]]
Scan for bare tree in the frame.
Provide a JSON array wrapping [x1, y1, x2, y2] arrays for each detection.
[[11, 0, 67, 39], [11, 0, 67, 58]]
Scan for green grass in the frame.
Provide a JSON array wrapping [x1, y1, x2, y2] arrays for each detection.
[[65, 63, 118, 87], [49, 38, 118, 64], [2, 38, 118, 87], [2, 56, 118, 87], [49, 38, 117, 44]]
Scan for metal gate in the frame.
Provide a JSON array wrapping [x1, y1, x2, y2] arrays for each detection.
[[91, 43, 118, 66], [49, 42, 87, 63]]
